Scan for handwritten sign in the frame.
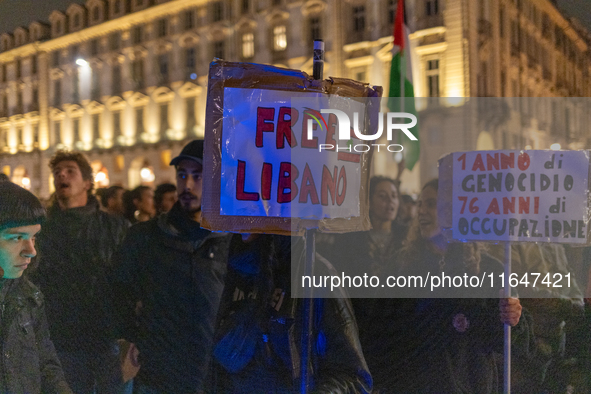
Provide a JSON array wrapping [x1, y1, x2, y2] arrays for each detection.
[[201, 61, 380, 235], [220, 88, 364, 219], [444, 150, 590, 243]]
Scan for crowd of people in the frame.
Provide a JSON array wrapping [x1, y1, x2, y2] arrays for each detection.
[[0, 138, 589, 393]]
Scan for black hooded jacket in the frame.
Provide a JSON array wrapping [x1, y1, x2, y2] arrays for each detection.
[[213, 235, 372, 394], [113, 203, 232, 393], [32, 196, 129, 351]]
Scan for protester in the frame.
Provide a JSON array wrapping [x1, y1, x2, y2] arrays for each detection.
[[315, 176, 409, 391], [487, 243, 586, 392], [0, 182, 73, 393], [123, 186, 156, 223], [113, 140, 232, 393], [0, 173, 9, 182], [154, 182, 177, 215], [32, 150, 129, 393], [213, 234, 372, 393], [317, 176, 407, 277], [369, 179, 532, 393], [396, 194, 417, 226], [101, 185, 126, 217]]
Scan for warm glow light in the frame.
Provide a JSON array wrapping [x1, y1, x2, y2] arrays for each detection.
[[444, 97, 465, 107], [140, 167, 155, 183], [524, 145, 532, 150], [76, 58, 89, 67], [550, 143, 561, 150], [21, 177, 30, 187], [95, 171, 106, 183]]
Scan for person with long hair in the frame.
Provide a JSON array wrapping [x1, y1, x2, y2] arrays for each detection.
[[318, 176, 409, 391], [322, 175, 407, 279]]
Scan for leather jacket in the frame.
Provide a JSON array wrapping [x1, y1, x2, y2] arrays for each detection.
[[32, 196, 128, 351], [113, 203, 231, 393], [213, 235, 372, 394], [0, 278, 72, 394]]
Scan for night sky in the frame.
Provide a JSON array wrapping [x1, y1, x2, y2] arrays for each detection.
[[0, 0, 590, 38]]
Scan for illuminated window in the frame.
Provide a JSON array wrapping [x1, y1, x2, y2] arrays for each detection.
[[160, 103, 168, 136], [136, 107, 144, 136], [73, 118, 80, 142], [353, 6, 365, 33], [213, 2, 223, 22], [53, 79, 61, 107], [90, 39, 100, 56], [242, 33, 254, 58], [388, 0, 396, 25], [186, 97, 196, 135], [91, 68, 100, 101], [54, 120, 62, 144], [92, 113, 100, 141], [426, 59, 440, 97], [310, 17, 321, 42], [112, 64, 121, 95], [16, 58, 21, 79], [72, 70, 79, 103], [273, 26, 287, 51], [132, 26, 142, 45], [113, 111, 121, 140], [157, 19, 167, 38], [425, 0, 438, 16], [160, 150, 171, 169], [31, 55, 37, 75], [132, 58, 144, 89], [109, 32, 121, 51], [184, 10, 195, 30], [158, 54, 168, 83]]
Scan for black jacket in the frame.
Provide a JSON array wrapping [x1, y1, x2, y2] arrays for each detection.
[[0, 278, 72, 394], [213, 235, 372, 394], [370, 241, 534, 393], [113, 203, 231, 393], [32, 197, 129, 351]]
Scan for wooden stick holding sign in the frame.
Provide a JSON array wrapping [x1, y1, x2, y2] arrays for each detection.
[[439, 149, 591, 394], [201, 55, 381, 393], [300, 39, 325, 394], [503, 241, 511, 394]]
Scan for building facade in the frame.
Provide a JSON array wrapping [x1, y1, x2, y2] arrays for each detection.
[[0, 0, 589, 197]]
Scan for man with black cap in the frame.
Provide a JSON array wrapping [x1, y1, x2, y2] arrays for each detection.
[[113, 140, 231, 393], [0, 182, 72, 393]]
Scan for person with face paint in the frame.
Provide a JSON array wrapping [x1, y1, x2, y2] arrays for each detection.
[[113, 140, 232, 394], [0, 182, 73, 393]]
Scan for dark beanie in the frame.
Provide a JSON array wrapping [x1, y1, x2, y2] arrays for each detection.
[[0, 182, 45, 231]]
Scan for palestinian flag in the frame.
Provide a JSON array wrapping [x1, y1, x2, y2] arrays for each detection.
[[388, 0, 419, 171]]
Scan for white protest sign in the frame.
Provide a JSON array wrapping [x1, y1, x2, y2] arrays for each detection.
[[219, 87, 365, 219], [451, 150, 590, 243]]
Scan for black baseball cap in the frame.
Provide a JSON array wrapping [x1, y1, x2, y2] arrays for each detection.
[[170, 140, 204, 166]]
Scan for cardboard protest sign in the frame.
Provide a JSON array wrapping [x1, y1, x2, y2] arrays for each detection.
[[439, 150, 591, 244], [201, 61, 382, 235]]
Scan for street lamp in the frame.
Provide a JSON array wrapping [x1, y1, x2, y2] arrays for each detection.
[[21, 176, 31, 190], [76, 58, 89, 67], [550, 143, 561, 151]]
